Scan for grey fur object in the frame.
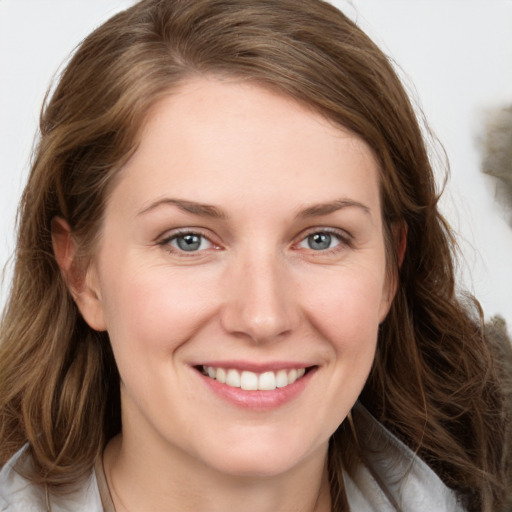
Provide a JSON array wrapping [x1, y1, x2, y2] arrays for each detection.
[[481, 105, 512, 221]]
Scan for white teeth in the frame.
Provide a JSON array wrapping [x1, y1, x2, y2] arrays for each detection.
[[275, 369, 288, 388], [226, 369, 241, 387], [202, 366, 307, 390], [216, 367, 226, 384], [240, 371, 258, 390], [258, 371, 276, 391]]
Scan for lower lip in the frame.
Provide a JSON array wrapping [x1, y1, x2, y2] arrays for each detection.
[[196, 368, 316, 411]]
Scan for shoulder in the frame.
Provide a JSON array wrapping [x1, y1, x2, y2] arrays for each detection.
[[0, 446, 103, 512], [343, 403, 468, 512]]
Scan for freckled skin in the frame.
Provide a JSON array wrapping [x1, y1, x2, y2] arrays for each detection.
[[77, 78, 394, 511]]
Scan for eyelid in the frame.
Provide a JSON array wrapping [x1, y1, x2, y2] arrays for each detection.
[[293, 226, 353, 252], [158, 228, 221, 254]]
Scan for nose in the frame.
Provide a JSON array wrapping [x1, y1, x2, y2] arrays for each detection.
[[220, 250, 300, 344]]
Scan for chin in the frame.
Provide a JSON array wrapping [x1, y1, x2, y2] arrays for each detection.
[[198, 434, 326, 479], [209, 454, 303, 479]]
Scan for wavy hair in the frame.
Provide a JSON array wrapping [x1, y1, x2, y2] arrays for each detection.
[[0, 1, 509, 510]]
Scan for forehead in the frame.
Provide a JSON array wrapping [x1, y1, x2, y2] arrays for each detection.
[[108, 77, 381, 219]]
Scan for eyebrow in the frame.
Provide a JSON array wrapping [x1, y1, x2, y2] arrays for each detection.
[[137, 197, 370, 220], [137, 198, 227, 219], [296, 199, 371, 218]]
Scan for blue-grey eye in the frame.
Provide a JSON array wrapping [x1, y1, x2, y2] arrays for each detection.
[[171, 233, 211, 252], [298, 231, 341, 251], [308, 232, 331, 250]]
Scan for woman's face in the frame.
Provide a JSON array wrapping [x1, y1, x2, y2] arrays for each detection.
[[81, 77, 394, 477]]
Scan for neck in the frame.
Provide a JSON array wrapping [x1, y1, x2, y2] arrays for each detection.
[[103, 432, 331, 512]]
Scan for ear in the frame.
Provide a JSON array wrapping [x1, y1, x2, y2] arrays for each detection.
[[379, 221, 408, 322], [51, 217, 107, 331], [394, 221, 407, 268]]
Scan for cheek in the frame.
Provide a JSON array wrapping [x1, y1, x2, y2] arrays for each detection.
[[99, 263, 218, 354], [97, 265, 219, 416], [301, 266, 388, 349], [292, 267, 386, 435]]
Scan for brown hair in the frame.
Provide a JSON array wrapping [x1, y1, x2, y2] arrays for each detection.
[[0, 0, 509, 510]]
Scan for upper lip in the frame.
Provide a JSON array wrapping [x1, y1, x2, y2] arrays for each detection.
[[193, 360, 316, 373]]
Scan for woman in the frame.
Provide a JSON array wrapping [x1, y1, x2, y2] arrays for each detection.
[[0, 0, 509, 510]]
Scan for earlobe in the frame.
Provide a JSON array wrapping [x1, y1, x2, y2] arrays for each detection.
[[78, 265, 108, 332], [51, 217, 107, 331]]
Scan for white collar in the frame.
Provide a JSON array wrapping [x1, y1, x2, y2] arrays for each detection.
[[343, 402, 466, 511]]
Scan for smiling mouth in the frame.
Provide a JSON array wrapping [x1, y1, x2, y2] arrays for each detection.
[[199, 365, 311, 391]]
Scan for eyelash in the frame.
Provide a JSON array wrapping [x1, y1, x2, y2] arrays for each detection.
[[158, 229, 218, 256], [294, 227, 353, 255], [158, 227, 353, 256]]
